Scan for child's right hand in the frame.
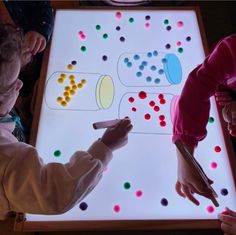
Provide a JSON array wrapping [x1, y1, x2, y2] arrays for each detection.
[[100, 117, 133, 151], [218, 207, 236, 234]]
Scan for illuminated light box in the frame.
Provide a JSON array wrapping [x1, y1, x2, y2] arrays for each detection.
[[14, 8, 236, 232]]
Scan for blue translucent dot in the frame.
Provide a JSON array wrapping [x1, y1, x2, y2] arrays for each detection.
[[134, 54, 140, 60], [142, 61, 148, 66], [127, 62, 132, 67], [124, 58, 129, 63], [153, 50, 158, 56], [158, 69, 164, 75], [146, 76, 152, 82], [139, 65, 144, 70], [154, 78, 161, 84], [136, 71, 142, 77], [151, 65, 157, 71], [162, 58, 167, 63], [147, 52, 152, 58]]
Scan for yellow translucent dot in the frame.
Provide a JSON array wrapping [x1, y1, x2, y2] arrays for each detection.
[[72, 85, 77, 90], [57, 97, 63, 102], [65, 96, 71, 102], [60, 73, 66, 78], [81, 79, 87, 84], [58, 78, 64, 84], [77, 83, 83, 88], [65, 86, 70, 91], [67, 64, 73, 70], [70, 80, 75, 85], [69, 75, 75, 80], [70, 90, 75, 95], [63, 91, 69, 97], [61, 101, 67, 106]]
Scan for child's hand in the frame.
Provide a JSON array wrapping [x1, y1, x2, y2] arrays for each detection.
[[24, 31, 46, 55], [100, 117, 133, 151], [175, 147, 214, 206], [218, 207, 236, 235], [215, 91, 233, 106], [222, 102, 236, 136]]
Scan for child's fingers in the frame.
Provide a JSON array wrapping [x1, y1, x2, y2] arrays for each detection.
[[175, 181, 186, 198], [31, 38, 42, 55], [225, 207, 236, 216]]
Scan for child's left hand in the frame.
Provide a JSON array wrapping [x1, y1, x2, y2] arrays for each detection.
[[218, 207, 236, 235], [24, 31, 46, 55]]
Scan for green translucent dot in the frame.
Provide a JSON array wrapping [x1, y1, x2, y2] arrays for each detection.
[[164, 19, 169, 25], [54, 150, 61, 157], [103, 33, 108, 39], [178, 47, 183, 53], [96, 25, 101, 30], [208, 117, 214, 123], [129, 17, 134, 23], [81, 46, 86, 52], [123, 182, 131, 190]]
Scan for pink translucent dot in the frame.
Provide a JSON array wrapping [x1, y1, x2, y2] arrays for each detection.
[[206, 205, 214, 213], [160, 99, 166, 105], [160, 121, 166, 127], [139, 91, 147, 99], [78, 31, 83, 35], [145, 23, 150, 28], [81, 34, 86, 40], [177, 21, 184, 28], [113, 204, 120, 213], [159, 115, 165, 121], [176, 41, 181, 46], [158, 94, 164, 99], [211, 162, 218, 169], [132, 107, 137, 112], [128, 97, 135, 103], [145, 113, 151, 120], [136, 190, 143, 197], [149, 101, 155, 107], [115, 12, 122, 19], [214, 146, 221, 153], [154, 106, 160, 112]]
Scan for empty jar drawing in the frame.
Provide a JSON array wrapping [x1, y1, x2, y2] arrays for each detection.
[[45, 72, 114, 110], [117, 51, 182, 87]]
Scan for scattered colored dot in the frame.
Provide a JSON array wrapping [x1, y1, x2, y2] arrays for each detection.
[[124, 58, 129, 63], [160, 120, 166, 127], [78, 83, 83, 88], [178, 47, 184, 53], [70, 80, 75, 85], [132, 107, 137, 112], [208, 117, 214, 123], [70, 90, 75, 95], [146, 76, 152, 82], [214, 146, 221, 153], [166, 25, 171, 31], [127, 61, 132, 67], [161, 198, 168, 206], [177, 21, 184, 28], [54, 150, 61, 157], [60, 73, 66, 78], [144, 113, 151, 120], [160, 99, 166, 104], [128, 97, 134, 103], [138, 91, 147, 99], [151, 65, 157, 71], [154, 78, 161, 84], [120, 36, 125, 42], [186, 36, 191, 41], [96, 25, 101, 30], [61, 101, 67, 106], [57, 97, 63, 102], [102, 55, 108, 61], [210, 162, 217, 169], [145, 15, 151, 20], [154, 105, 160, 112], [81, 46, 86, 52], [115, 12, 122, 19], [162, 58, 167, 63], [221, 188, 228, 196], [149, 101, 155, 107], [67, 64, 73, 70], [145, 23, 150, 28], [116, 26, 121, 31], [69, 75, 75, 80], [153, 50, 158, 56], [78, 31, 83, 36], [206, 205, 214, 213], [134, 54, 140, 60], [103, 33, 108, 39], [164, 19, 169, 25], [158, 69, 164, 75], [147, 52, 152, 57], [124, 182, 131, 190], [113, 205, 120, 213], [58, 78, 64, 84], [142, 61, 148, 66], [129, 17, 134, 23], [71, 60, 77, 65], [65, 96, 71, 102], [165, 44, 171, 49], [136, 71, 142, 77], [139, 65, 144, 70], [136, 190, 143, 197], [176, 41, 181, 46], [63, 91, 69, 97], [79, 202, 88, 211], [81, 34, 86, 40], [159, 115, 165, 120]]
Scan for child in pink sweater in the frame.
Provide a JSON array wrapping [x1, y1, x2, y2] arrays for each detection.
[[0, 23, 132, 220], [172, 33, 236, 233]]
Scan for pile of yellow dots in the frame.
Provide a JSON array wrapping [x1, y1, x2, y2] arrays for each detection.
[[56, 73, 87, 107]]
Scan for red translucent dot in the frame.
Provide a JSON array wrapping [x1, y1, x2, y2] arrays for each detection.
[[145, 23, 150, 28], [113, 204, 120, 213], [214, 146, 221, 153], [177, 21, 184, 27], [160, 121, 166, 127], [128, 97, 135, 103], [116, 12, 122, 19], [81, 34, 86, 40], [136, 190, 143, 197], [139, 91, 147, 99], [132, 107, 137, 112], [78, 31, 83, 35], [206, 205, 214, 213], [176, 41, 181, 46], [211, 162, 217, 169], [158, 94, 164, 99], [145, 113, 151, 120], [149, 101, 155, 107], [160, 99, 166, 104], [154, 106, 160, 112], [159, 115, 165, 120]]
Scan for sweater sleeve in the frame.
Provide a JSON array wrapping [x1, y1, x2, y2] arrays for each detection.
[[3, 140, 112, 215], [172, 36, 235, 148]]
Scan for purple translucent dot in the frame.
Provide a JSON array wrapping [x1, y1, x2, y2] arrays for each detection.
[[71, 60, 77, 65], [116, 26, 121, 31], [166, 26, 171, 31], [102, 55, 108, 61], [186, 36, 191, 41], [165, 44, 171, 49], [145, 15, 151, 20], [120, 36, 125, 42], [161, 198, 168, 206], [79, 202, 88, 211], [221, 188, 228, 196]]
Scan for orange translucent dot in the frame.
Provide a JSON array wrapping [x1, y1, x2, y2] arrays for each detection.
[[63, 91, 69, 97], [67, 64, 73, 70], [61, 101, 67, 106], [65, 96, 71, 102], [58, 78, 64, 84], [70, 90, 75, 95], [57, 97, 63, 102], [60, 73, 66, 78], [65, 86, 70, 91], [78, 83, 83, 88], [72, 85, 77, 90], [81, 79, 87, 84], [69, 75, 75, 80], [70, 80, 75, 85]]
